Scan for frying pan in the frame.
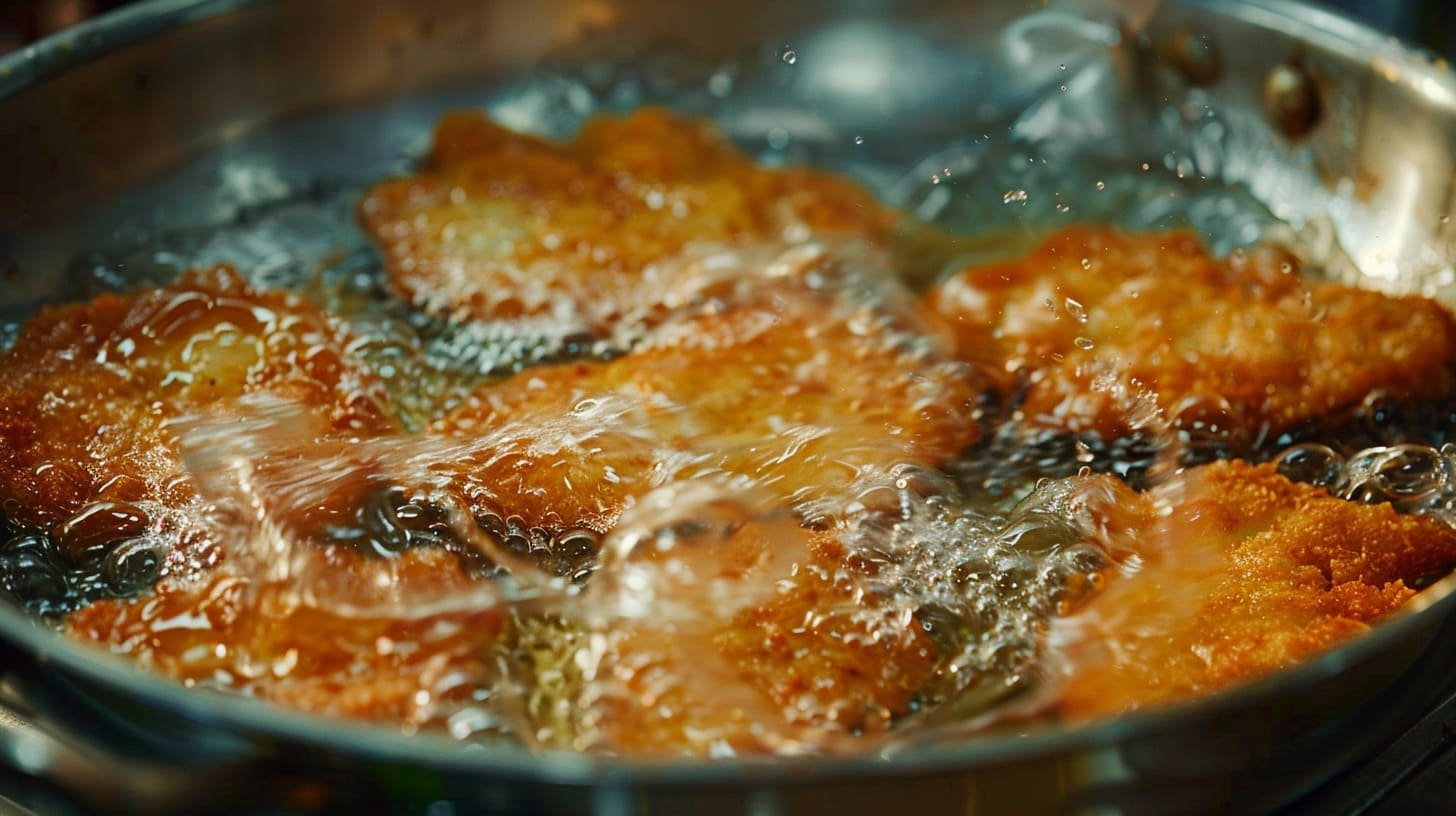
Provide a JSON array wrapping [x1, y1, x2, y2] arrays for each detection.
[[1, 0, 1456, 813]]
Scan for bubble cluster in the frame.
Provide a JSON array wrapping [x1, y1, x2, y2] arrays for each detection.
[[1275, 441, 1456, 522], [325, 487, 455, 557], [849, 475, 1120, 727], [955, 425, 1165, 500], [0, 501, 172, 618], [470, 509, 600, 582]]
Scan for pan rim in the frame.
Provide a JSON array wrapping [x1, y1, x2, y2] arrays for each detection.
[[0, 0, 1453, 785]]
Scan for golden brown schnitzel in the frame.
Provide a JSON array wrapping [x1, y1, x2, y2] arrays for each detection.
[[359, 107, 894, 335], [1058, 459, 1456, 719], [433, 289, 984, 535], [927, 226, 1456, 446]]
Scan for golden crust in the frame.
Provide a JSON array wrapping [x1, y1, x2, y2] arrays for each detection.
[[359, 107, 894, 332], [927, 226, 1456, 441], [712, 543, 935, 738], [427, 291, 970, 754], [0, 267, 392, 529], [9, 270, 498, 725], [67, 545, 501, 725], [1059, 460, 1456, 719], [427, 358, 662, 536], [577, 522, 936, 756], [432, 292, 984, 534]]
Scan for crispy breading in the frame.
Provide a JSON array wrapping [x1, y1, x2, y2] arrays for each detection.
[[710, 538, 935, 741], [432, 291, 984, 534], [359, 107, 894, 333], [427, 288, 975, 754], [1058, 460, 1456, 719], [5, 270, 504, 725], [66, 546, 502, 726], [19, 100, 1456, 756], [572, 508, 936, 756], [0, 266, 392, 530], [40, 277, 958, 746], [926, 226, 1456, 442]]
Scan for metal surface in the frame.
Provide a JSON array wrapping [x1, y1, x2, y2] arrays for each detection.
[[1, 0, 1456, 812]]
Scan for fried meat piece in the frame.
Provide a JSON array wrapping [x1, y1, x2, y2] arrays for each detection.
[[8, 269, 502, 724], [0, 266, 392, 531], [1058, 460, 1456, 719], [563, 492, 936, 756], [427, 290, 974, 754], [0, 269, 506, 725], [432, 291, 984, 535], [67, 545, 504, 726], [927, 226, 1456, 443], [359, 107, 894, 333]]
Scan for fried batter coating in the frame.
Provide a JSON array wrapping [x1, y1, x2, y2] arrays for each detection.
[[1058, 460, 1456, 719], [4, 269, 504, 724], [359, 107, 894, 333], [927, 226, 1456, 442], [433, 290, 984, 535], [0, 266, 391, 530], [39, 274, 954, 745], [569, 496, 936, 756], [580, 572, 935, 756], [710, 538, 935, 744], [67, 545, 503, 725], [428, 289, 973, 754]]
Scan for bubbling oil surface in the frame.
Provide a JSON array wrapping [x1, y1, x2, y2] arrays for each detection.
[[8, 48, 1456, 755]]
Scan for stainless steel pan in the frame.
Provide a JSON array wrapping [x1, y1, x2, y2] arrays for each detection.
[[2, 1, 1455, 813]]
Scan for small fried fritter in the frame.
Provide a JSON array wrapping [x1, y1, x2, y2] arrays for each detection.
[[359, 107, 894, 333], [927, 226, 1456, 442], [433, 290, 984, 535], [1058, 460, 1456, 719]]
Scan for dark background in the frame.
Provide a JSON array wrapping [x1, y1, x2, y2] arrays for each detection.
[[0, 0, 1451, 57], [0, 0, 127, 53]]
